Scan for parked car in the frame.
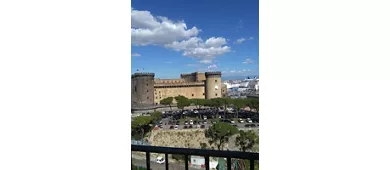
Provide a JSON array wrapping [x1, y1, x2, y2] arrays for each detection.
[[183, 126, 188, 129], [174, 125, 178, 129], [189, 125, 193, 129], [189, 120, 193, 125], [156, 157, 165, 164], [169, 126, 174, 129], [184, 121, 188, 125], [238, 118, 244, 123], [246, 118, 252, 123], [230, 119, 235, 124], [201, 125, 205, 128]]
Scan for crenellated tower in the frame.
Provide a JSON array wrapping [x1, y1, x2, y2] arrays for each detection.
[[205, 71, 222, 99], [131, 72, 155, 105]]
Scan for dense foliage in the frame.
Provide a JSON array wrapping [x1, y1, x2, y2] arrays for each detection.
[[160, 97, 173, 111], [235, 130, 259, 152], [204, 122, 239, 150]]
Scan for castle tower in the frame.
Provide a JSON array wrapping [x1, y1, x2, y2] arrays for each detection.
[[205, 71, 222, 99], [131, 72, 155, 105]]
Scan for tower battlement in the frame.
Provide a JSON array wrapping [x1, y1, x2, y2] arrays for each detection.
[[205, 71, 222, 76], [132, 72, 155, 78]]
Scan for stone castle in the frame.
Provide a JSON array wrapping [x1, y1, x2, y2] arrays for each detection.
[[131, 71, 227, 107]]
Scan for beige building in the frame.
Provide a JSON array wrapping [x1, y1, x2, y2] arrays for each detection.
[[131, 72, 228, 106]]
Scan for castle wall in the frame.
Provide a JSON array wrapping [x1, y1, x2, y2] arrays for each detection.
[[180, 73, 196, 82], [154, 85, 205, 105], [221, 84, 228, 97], [196, 72, 206, 82]]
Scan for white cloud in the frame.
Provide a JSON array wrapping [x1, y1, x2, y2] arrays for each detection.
[[199, 59, 213, 64], [235, 38, 246, 44], [186, 64, 197, 67], [131, 53, 141, 57], [167, 37, 230, 59], [131, 8, 200, 46], [208, 64, 217, 69], [235, 37, 254, 44], [131, 8, 230, 61], [242, 58, 253, 64], [224, 69, 252, 74], [164, 61, 172, 64]]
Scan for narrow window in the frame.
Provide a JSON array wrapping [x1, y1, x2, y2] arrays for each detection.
[[215, 80, 217, 83], [192, 94, 194, 96], [146, 83, 148, 86], [215, 93, 217, 96], [156, 103, 158, 105], [134, 86, 137, 92], [147, 90, 148, 92], [203, 93, 205, 96], [160, 97, 161, 99], [147, 97, 149, 99]]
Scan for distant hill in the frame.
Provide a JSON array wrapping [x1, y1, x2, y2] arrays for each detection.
[[222, 75, 259, 81]]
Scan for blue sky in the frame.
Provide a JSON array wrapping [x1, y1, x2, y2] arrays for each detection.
[[131, 0, 259, 79]]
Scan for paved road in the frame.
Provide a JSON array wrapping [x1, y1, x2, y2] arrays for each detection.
[[132, 158, 200, 170]]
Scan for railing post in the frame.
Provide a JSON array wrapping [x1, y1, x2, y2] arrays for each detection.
[[165, 153, 169, 170], [146, 152, 150, 170], [184, 154, 189, 170], [250, 159, 254, 170], [227, 157, 231, 170], [205, 156, 210, 170]]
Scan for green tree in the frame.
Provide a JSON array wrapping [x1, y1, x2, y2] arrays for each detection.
[[175, 95, 190, 111], [160, 97, 173, 111], [131, 116, 153, 141], [204, 122, 239, 150], [220, 98, 231, 119], [232, 98, 246, 118], [190, 98, 205, 109], [175, 95, 190, 119], [248, 99, 259, 113], [150, 111, 162, 123], [210, 98, 223, 118], [235, 130, 259, 152]]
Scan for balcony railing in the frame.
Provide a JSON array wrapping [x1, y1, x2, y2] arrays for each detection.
[[132, 145, 259, 170]]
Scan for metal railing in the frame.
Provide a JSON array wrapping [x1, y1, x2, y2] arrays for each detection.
[[132, 145, 259, 170]]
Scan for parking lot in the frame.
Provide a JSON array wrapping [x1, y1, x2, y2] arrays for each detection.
[[156, 108, 259, 130]]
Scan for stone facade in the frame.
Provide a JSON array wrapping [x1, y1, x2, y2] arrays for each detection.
[[131, 71, 226, 106]]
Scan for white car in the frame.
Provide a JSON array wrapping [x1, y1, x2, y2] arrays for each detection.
[[189, 120, 193, 125], [174, 125, 178, 129], [238, 118, 244, 123], [230, 120, 235, 124], [203, 116, 207, 120], [246, 118, 252, 123], [156, 157, 165, 164]]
